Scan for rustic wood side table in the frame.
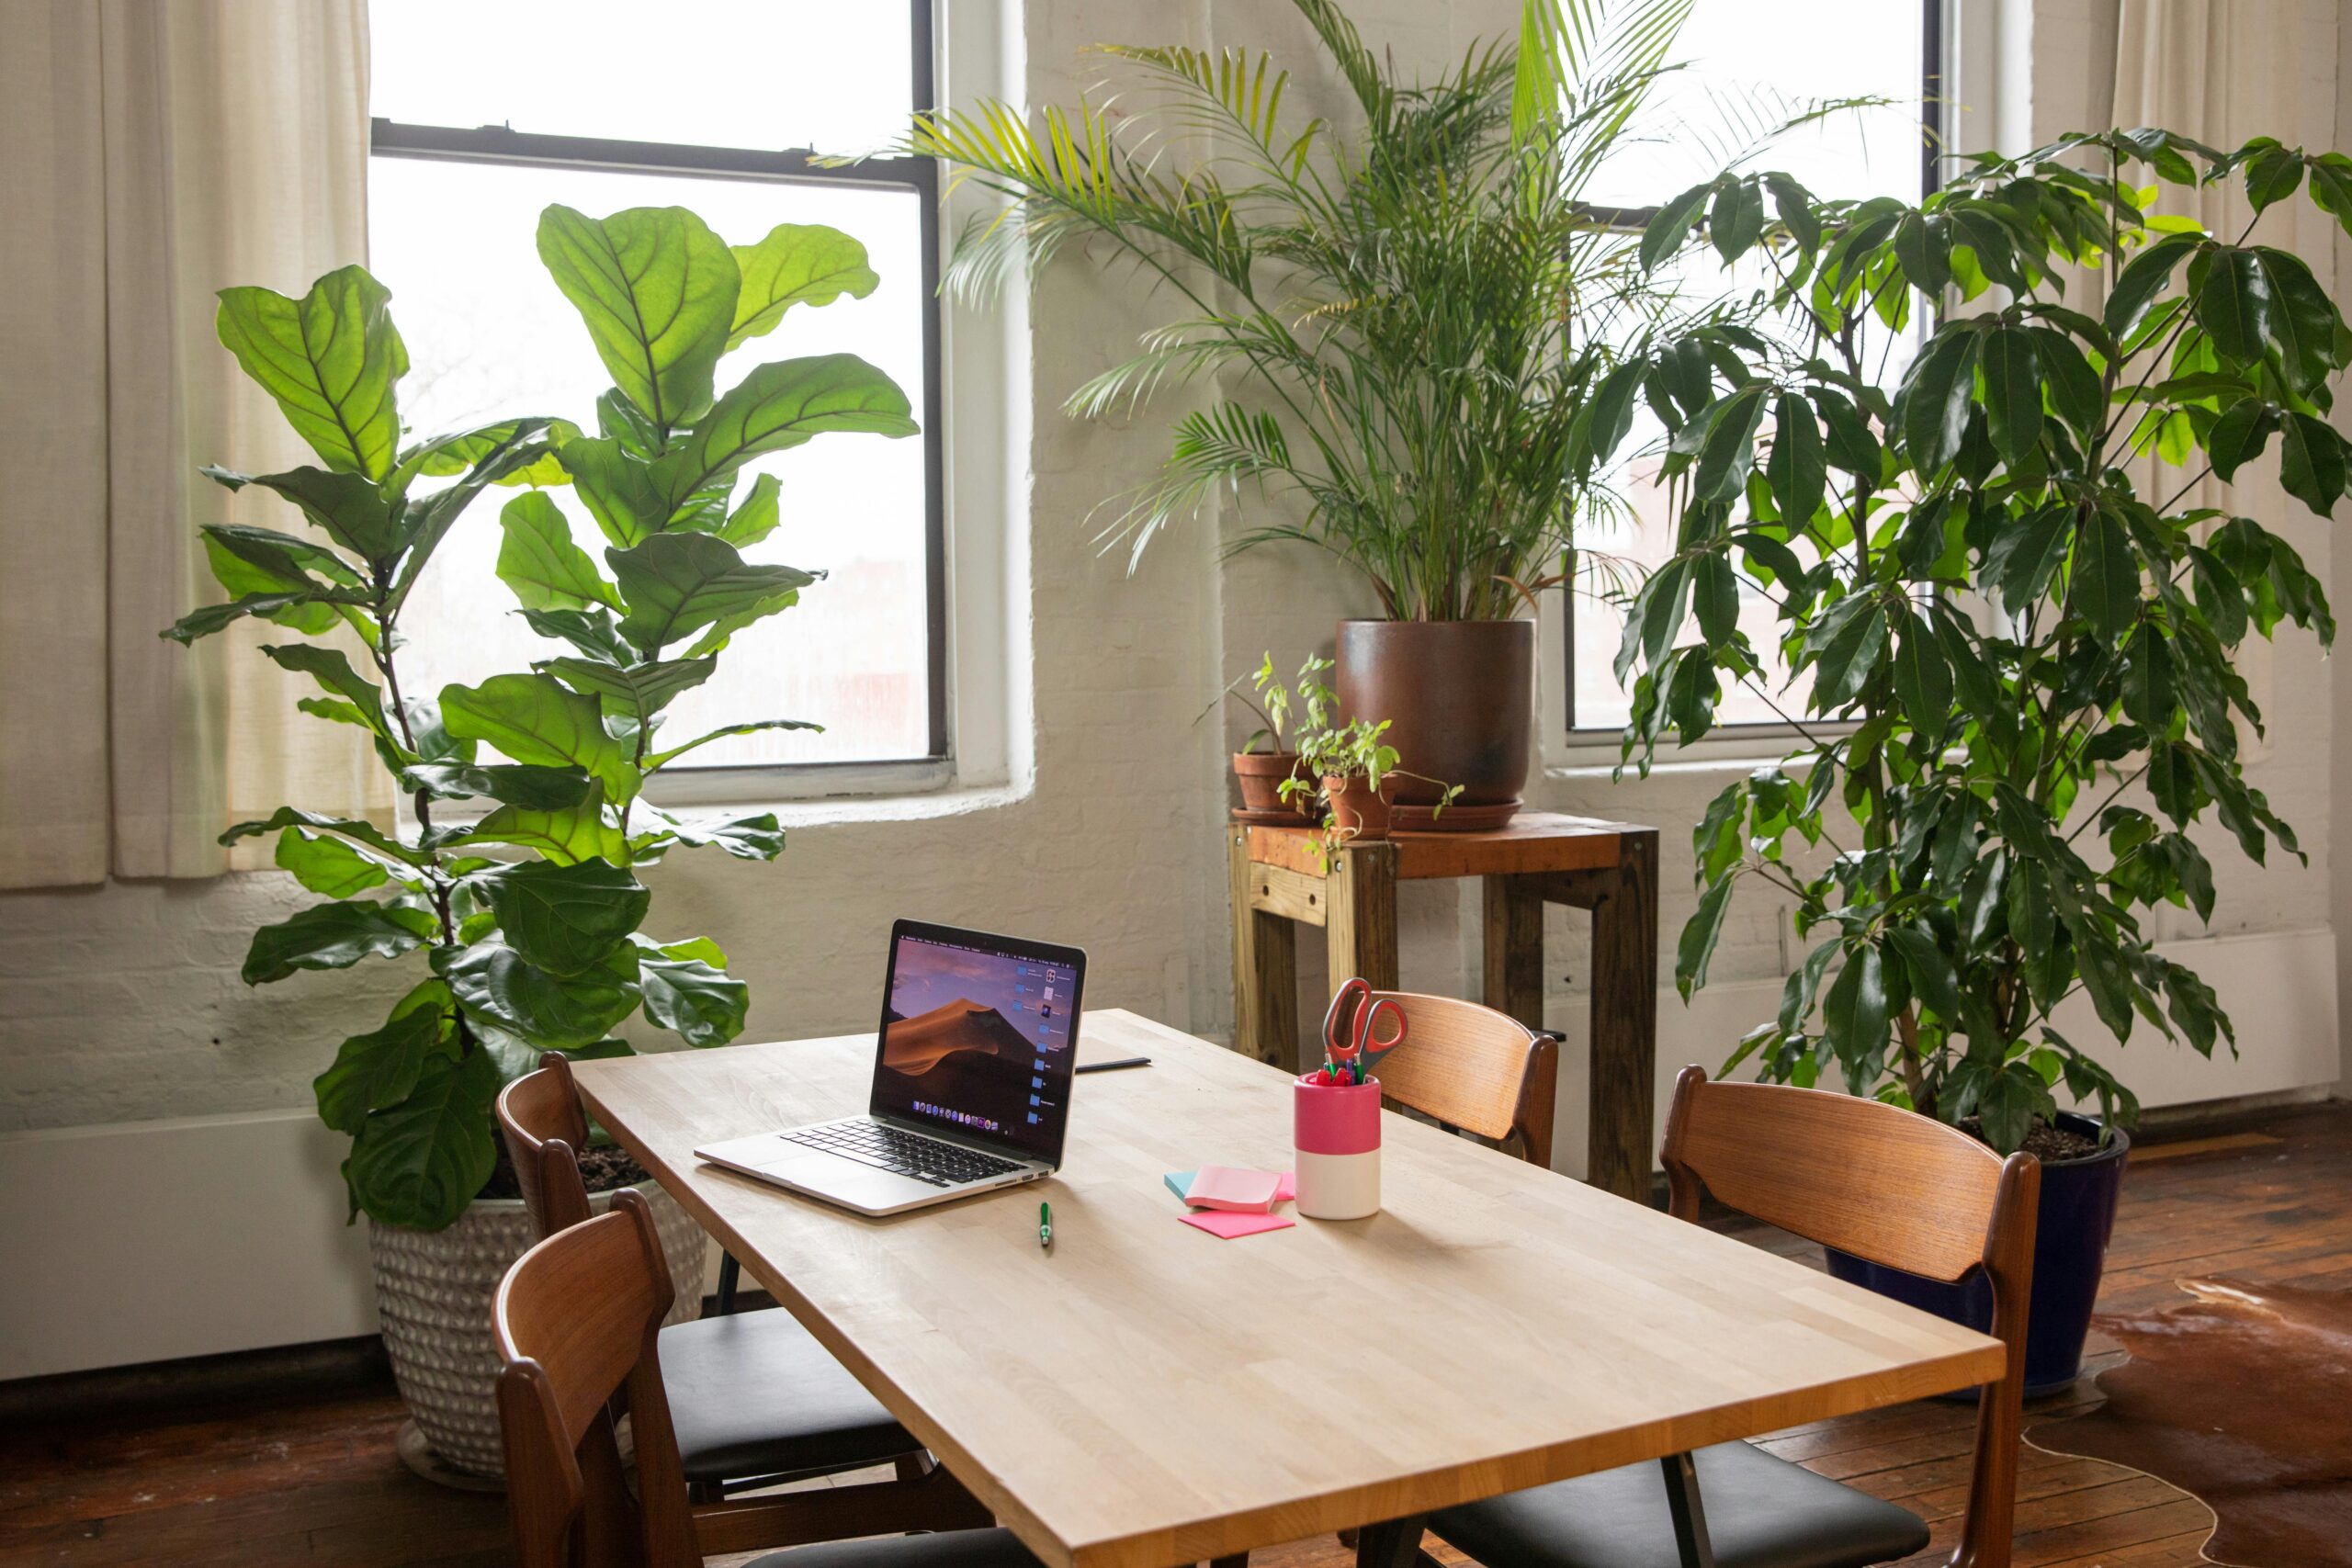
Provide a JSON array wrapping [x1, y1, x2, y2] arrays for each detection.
[[1225, 810, 1661, 1202]]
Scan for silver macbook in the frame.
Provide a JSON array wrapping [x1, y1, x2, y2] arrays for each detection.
[[694, 919, 1087, 1216]]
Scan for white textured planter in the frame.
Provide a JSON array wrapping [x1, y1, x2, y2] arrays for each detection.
[[368, 1185, 706, 1478]]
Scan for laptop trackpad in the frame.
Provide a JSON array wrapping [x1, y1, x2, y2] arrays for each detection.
[[765, 1148, 940, 1210]]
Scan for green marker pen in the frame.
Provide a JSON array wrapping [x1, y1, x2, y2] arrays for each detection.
[[1038, 1200, 1053, 1250]]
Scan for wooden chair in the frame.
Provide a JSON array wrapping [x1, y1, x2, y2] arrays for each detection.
[[496, 1189, 1036, 1568], [1424, 1067, 2041, 1568], [1363, 991, 1558, 1168], [496, 1054, 989, 1556]]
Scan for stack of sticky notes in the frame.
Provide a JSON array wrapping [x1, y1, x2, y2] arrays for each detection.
[[1166, 1165, 1296, 1238]]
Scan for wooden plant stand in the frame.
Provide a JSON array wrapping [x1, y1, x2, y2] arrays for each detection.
[[1226, 811, 1661, 1202]]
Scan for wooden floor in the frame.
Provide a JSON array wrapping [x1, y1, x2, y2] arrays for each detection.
[[5, 1101, 2345, 1568]]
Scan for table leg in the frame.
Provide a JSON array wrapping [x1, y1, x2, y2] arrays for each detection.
[[1659, 1451, 1718, 1568], [1587, 831, 1659, 1205], [1481, 874, 1544, 1029], [1326, 840, 1398, 991], [1227, 831, 1300, 1069], [1352, 1513, 1428, 1568]]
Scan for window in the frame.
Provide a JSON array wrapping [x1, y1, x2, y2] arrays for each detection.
[[1565, 0, 1941, 736], [367, 3, 944, 779]]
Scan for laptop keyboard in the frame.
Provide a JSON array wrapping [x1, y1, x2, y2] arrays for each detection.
[[786, 1120, 1026, 1188]]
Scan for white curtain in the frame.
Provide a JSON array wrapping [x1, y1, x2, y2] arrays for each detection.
[[0, 0, 386, 890]]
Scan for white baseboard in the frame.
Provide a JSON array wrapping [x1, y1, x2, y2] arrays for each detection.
[[1, 927, 2335, 1382]]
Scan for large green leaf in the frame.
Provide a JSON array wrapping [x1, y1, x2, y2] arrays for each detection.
[[314, 988, 450, 1135], [558, 436, 669, 549], [642, 808, 787, 861], [1901, 326, 1978, 474], [700, 472, 782, 547], [2278, 411, 2346, 517], [1693, 389, 1766, 504], [1675, 877, 1735, 1000], [1766, 394, 1826, 524], [436, 942, 643, 1049], [538, 656, 715, 730], [242, 899, 437, 984], [537, 204, 739, 432], [495, 491, 619, 611], [1821, 945, 1893, 1088], [2188, 244, 2271, 364], [261, 645, 389, 739], [163, 591, 356, 646], [519, 606, 637, 664], [1979, 327, 2043, 468], [220, 807, 428, 867], [275, 826, 411, 897], [729, 222, 880, 349], [401, 762, 594, 809], [2070, 507, 2142, 637], [607, 533, 814, 655], [648, 354, 916, 514], [341, 1043, 501, 1229], [215, 265, 407, 479], [439, 673, 638, 803], [638, 953, 749, 1047], [389, 417, 580, 499], [464, 860, 649, 975], [2102, 231, 2198, 341], [458, 789, 631, 866], [386, 419, 562, 612], [203, 465, 401, 561]]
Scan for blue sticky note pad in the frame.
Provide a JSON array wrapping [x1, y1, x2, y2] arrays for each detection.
[[1163, 1169, 1197, 1201]]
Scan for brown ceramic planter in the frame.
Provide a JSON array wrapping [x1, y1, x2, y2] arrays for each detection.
[[1336, 618, 1533, 828], [1232, 750, 1311, 816], [1323, 773, 1392, 841]]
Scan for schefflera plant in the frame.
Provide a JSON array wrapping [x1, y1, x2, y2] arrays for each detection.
[[164, 209, 913, 1230], [1618, 130, 2351, 1153]]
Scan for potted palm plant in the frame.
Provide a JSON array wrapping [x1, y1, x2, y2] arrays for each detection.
[[164, 207, 915, 1474], [1621, 129, 2349, 1391], [911, 0, 1690, 827]]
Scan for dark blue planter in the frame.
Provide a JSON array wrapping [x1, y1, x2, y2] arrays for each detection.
[[1826, 1111, 2129, 1398]]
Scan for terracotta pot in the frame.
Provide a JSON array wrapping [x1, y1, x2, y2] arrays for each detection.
[[1231, 750, 1311, 816], [1323, 773, 1392, 841], [1336, 618, 1534, 829]]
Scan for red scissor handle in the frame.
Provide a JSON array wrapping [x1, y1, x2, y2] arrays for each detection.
[[1322, 977, 1408, 1064]]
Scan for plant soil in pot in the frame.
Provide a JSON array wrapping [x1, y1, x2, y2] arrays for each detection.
[[1336, 619, 1532, 829], [1232, 750, 1311, 818], [1825, 1111, 2130, 1397], [1324, 774, 1392, 841]]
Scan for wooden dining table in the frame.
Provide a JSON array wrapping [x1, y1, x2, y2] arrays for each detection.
[[574, 1010, 2006, 1568]]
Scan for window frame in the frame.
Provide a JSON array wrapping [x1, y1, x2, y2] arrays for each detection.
[[1557, 0, 1948, 747], [367, 0, 951, 794]]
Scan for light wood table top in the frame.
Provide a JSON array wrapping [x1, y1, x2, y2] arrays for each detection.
[[575, 1010, 2004, 1568]]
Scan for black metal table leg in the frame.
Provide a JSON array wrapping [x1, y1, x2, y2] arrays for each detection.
[[1353, 1513, 1428, 1568], [1659, 1451, 1718, 1568]]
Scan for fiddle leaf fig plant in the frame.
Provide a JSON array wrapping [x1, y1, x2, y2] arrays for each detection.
[[164, 209, 915, 1229], [1620, 130, 2350, 1154]]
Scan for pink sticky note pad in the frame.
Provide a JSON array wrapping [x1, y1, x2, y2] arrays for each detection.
[[1181, 1209, 1296, 1239], [1185, 1165, 1283, 1212]]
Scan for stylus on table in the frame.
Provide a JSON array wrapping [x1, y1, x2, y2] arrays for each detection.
[[1073, 1056, 1151, 1074]]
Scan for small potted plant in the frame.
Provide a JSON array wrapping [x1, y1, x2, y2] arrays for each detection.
[[1272, 656, 1460, 845], [1205, 653, 1311, 818]]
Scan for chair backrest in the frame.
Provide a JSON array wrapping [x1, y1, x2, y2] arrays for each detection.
[[496, 1189, 702, 1568], [1660, 1067, 2040, 1568], [1367, 991, 1557, 1168], [497, 1052, 594, 1241]]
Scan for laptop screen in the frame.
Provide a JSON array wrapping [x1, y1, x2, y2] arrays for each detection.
[[869, 920, 1088, 1166]]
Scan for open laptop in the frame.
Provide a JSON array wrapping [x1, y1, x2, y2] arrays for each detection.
[[693, 919, 1088, 1216]]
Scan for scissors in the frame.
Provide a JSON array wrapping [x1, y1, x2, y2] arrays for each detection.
[[1321, 976, 1408, 1077]]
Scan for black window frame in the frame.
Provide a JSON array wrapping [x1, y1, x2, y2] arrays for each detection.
[[367, 0, 950, 773], [1564, 0, 1945, 735]]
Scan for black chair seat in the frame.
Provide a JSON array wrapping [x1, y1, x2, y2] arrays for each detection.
[[1430, 1439, 1930, 1568], [749, 1527, 1043, 1568], [662, 1309, 920, 1483]]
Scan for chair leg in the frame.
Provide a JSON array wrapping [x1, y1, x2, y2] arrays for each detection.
[[1353, 1514, 1427, 1568], [1658, 1451, 1717, 1568], [1208, 1556, 1250, 1568], [717, 1249, 742, 1314]]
